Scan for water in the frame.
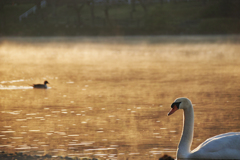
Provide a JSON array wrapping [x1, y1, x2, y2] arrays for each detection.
[[0, 36, 240, 160]]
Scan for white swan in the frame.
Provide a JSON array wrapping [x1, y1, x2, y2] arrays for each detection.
[[168, 97, 240, 159]]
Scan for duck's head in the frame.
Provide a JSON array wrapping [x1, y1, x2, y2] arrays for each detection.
[[168, 97, 192, 116], [44, 81, 49, 84]]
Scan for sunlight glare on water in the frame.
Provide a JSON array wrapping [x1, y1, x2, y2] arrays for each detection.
[[0, 36, 240, 159]]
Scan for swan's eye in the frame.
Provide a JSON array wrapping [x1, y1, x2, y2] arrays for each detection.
[[171, 102, 181, 109]]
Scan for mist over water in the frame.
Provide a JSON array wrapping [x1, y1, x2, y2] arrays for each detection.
[[0, 36, 240, 160]]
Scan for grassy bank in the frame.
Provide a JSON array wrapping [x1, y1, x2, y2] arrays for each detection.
[[0, 151, 97, 160], [1, 1, 240, 36]]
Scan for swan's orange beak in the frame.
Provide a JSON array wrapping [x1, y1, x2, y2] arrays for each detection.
[[168, 105, 178, 116]]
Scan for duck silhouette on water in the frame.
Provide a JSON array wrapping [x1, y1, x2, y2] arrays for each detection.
[[33, 81, 49, 89]]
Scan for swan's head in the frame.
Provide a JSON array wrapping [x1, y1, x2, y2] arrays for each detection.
[[168, 97, 192, 116], [44, 81, 49, 84]]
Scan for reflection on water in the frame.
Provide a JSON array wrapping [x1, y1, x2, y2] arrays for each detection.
[[0, 36, 240, 160]]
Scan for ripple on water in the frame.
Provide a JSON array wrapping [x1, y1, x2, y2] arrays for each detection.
[[68, 153, 84, 156], [15, 145, 31, 150], [1, 131, 15, 133], [129, 153, 140, 155], [46, 133, 53, 136], [1, 79, 25, 83], [162, 148, 176, 153], [85, 148, 117, 152], [26, 113, 37, 116], [35, 117, 44, 119], [149, 151, 162, 155], [29, 130, 40, 132], [52, 111, 60, 113], [3, 126, 11, 128], [52, 149, 66, 152], [55, 132, 66, 135], [0, 145, 13, 147], [68, 141, 94, 146], [16, 119, 27, 121], [93, 154, 108, 157], [11, 137, 23, 139], [67, 134, 79, 137], [41, 145, 49, 147], [66, 81, 74, 84], [3, 111, 21, 115], [0, 85, 33, 90]]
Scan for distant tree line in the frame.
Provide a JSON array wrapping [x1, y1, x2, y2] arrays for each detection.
[[0, 0, 240, 35]]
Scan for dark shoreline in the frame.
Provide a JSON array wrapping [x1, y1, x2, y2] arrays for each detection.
[[0, 151, 98, 160]]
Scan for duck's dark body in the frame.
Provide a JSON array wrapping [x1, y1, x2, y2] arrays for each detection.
[[33, 81, 49, 89]]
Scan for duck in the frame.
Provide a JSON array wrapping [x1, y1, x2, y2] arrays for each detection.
[[159, 154, 174, 160], [168, 97, 240, 159], [33, 81, 49, 89]]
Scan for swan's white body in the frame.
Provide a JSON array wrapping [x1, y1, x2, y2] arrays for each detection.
[[168, 98, 240, 159]]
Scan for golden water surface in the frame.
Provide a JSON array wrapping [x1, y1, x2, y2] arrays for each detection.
[[0, 36, 240, 160]]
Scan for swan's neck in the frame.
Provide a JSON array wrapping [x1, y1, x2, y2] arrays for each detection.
[[177, 105, 194, 158]]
